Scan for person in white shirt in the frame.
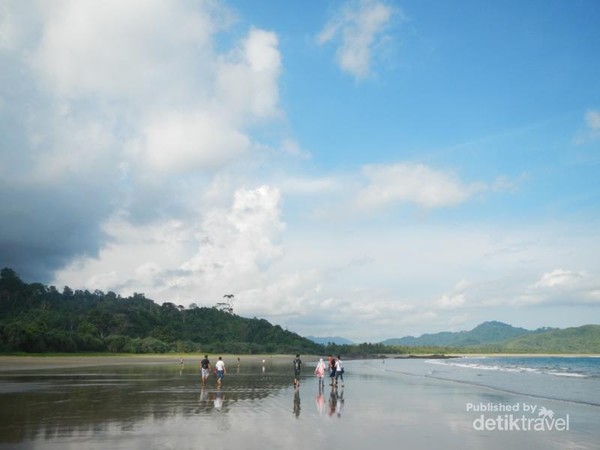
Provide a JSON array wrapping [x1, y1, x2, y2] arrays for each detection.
[[334, 356, 344, 387], [215, 356, 226, 387]]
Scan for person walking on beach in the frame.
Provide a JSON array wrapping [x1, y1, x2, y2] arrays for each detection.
[[215, 356, 226, 387], [200, 355, 211, 385], [293, 354, 302, 387], [328, 355, 336, 385], [334, 355, 344, 387], [314, 358, 327, 389]]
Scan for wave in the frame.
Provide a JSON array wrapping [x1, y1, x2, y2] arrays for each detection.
[[426, 358, 593, 379]]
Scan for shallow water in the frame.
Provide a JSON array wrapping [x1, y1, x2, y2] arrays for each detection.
[[0, 358, 598, 449]]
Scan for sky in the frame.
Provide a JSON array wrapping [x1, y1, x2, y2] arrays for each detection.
[[1, 0, 599, 342]]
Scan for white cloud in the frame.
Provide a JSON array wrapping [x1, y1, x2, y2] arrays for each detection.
[[317, 0, 395, 79], [23, 0, 284, 181], [534, 268, 584, 288], [279, 139, 312, 160], [575, 109, 600, 144], [355, 163, 482, 210], [54, 185, 286, 305], [516, 269, 600, 306], [586, 109, 600, 131], [438, 280, 470, 309], [30, 0, 218, 99], [0, 1, 287, 281], [127, 111, 251, 174], [215, 28, 282, 123]]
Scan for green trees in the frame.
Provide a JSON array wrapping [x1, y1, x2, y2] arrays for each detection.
[[0, 267, 322, 355]]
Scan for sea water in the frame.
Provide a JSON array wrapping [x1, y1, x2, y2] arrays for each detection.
[[419, 356, 600, 406]]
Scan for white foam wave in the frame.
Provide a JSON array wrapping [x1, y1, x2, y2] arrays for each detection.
[[425, 359, 590, 378]]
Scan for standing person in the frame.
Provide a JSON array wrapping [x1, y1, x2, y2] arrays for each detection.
[[200, 355, 211, 385], [314, 358, 327, 389], [335, 355, 344, 387], [293, 354, 302, 387], [215, 356, 226, 387], [328, 355, 336, 385]]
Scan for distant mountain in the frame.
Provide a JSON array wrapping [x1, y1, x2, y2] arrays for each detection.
[[307, 336, 354, 345], [502, 324, 600, 354], [382, 321, 552, 347]]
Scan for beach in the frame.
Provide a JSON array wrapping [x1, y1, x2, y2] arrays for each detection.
[[0, 355, 598, 449]]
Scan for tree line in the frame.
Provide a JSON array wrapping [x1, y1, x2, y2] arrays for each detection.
[[0, 268, 323, 355], [6, 267, 553, 356]]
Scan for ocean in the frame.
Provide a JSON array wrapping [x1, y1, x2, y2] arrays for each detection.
[[429, 355, 600, 379], [400, 355, 600, 406]]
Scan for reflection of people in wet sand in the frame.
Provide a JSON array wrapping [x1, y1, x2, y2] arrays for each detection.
[[293, 388, 301, 418], [199, 386, 208, 403], [314, 358, 327, 389], [200, 355, 211, 385], [315, 389, 325, 415], [214, 390, 224, 410], [215, 356, 226, 387], [329, 386, 344, 418], [328, 387, 337, 416]]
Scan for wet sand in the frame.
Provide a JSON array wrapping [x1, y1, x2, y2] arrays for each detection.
[[0, 356, 597, 449], [0, 354, 292, 371]]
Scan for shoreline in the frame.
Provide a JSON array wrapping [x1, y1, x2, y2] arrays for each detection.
[[0, 354, 307, 372], [379, 353, 600, 358], [1, 352, 598, 372]]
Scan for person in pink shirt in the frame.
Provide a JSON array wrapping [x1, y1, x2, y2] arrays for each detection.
[[314, 358, 327, 389]]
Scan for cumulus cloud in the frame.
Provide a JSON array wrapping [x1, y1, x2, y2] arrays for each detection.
[[317, 0, 396, 79], [465, 269, 600, 307], [30, 0, 219, 99], [0, 1, 283, 281], [355, 163, 484, 210], [127, 111, 252, 174], [438, 280, 470, 309], [54, 185, 285, 303], [518, 269, 600, 305]]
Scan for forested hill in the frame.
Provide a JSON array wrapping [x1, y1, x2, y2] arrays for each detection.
[[0, 268, 322, 355], [382, 321, 551, 347]]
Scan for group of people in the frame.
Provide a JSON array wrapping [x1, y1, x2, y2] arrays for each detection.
[[198, 354, 345, 389], [294, 354, 344, 388], [200, 355, 226, 387], [315, 354, 344, 388]]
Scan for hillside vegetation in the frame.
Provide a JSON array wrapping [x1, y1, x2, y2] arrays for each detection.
[[501, 325, 600, 354], [381, 321, 600, 354], [2, 268, 598, 356], [0, 268, 322, 355]]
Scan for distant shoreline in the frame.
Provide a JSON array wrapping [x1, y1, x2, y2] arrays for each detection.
[[381, 353, 600, 358], [0, 354, 306, 372], [2, 352, 599, 372]]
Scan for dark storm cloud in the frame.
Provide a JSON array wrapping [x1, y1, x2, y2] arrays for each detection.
[[0, 178, 115, 283]]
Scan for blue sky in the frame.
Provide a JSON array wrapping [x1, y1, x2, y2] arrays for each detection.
[[1, 0, 599, 341]]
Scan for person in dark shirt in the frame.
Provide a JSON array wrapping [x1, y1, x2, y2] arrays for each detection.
[[200, 355, 211, 385], [328, 355, 336, 385], [293, 354, 302, 387]]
